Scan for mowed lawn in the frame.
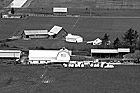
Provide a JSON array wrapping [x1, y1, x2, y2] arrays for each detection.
[[0, 65, 140, 93], [1, 16, 140, 41]]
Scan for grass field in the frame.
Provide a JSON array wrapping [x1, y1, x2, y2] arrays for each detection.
[[0, 16, 140, 49], [0, 65, 140, 93]]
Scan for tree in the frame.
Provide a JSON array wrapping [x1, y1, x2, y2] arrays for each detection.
[[123, 28, 139, 52], [101, 33, 110, 48], [11, 8, 15, 14], [113, 37, 122, 48]]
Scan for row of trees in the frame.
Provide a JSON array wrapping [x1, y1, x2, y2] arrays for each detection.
[[100, 28, 140, 53]]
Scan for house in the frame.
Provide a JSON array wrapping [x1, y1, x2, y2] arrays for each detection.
[[22, 30, 49, 39], [87, 38, 102, 45], [48, 25, 68, 39], [65, 33, 83, 43], [53, 7, 68, 16], [91, 48, 130, 58], [28, 47, 72, 64]]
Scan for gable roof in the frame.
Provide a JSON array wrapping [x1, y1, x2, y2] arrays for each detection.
[[65, 34, 82, 39], [23, 30, 48, 35], [48, 25, 63, 35]]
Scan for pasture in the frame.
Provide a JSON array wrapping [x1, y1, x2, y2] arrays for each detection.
[[0, 65, 140, 93], [0, 16, 140, 40], [0, 16, 140, 49]]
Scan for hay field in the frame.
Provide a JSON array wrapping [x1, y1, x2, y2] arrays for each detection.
[[0, 65, 140, 93]]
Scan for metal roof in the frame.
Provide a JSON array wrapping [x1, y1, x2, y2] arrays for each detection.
[[23, 30, 48, 35], [91, 49, 118, 53], [48, 25, 63, 35], [0, 50, 21, 53], [53, 7, 68, 13], [65, 34, 82, 39], [10, 0, 28, 8], [91, 48, 130, 53]]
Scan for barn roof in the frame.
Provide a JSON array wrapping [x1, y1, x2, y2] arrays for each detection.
[[23, 30, 48, 35], [48, 25, 63, 35], [53, 7, 68, 13], [0, 50, 21, 53], [65, 34, 82, 39]]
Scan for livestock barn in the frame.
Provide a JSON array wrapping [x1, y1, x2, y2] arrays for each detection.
[[0, 49, 21, 63], [22, 30, 48, 39], [53, 7, 68, 16], [91, 48, 130, 59], [48, 25, 68, 39], [28, 47, 72, 64]]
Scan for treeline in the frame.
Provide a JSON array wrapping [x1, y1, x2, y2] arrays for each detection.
[[96, 28, 140, 53]]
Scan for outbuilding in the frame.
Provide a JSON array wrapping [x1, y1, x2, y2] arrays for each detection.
[[0, 50, 21, 62], [22, 30, 49, 39], [87, 38, 102, 45], [48, 25, 68, 39], [28, 47, 72, 64], [91, 48, 130, 58], [65, 33, 83, 43], [53, 7, 68, 16]]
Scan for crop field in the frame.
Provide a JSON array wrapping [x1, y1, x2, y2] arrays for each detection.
[[0, 65, 140, 93]]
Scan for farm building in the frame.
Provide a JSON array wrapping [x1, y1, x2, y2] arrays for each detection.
[[91, 48, 130, 58], [22, 30, 49, 39], [0, 50, 21, 62], [53, 7, 68, 16], [87, 38, 102, 45], [48, 25, 68, 39], [28, 47, 72, 64], [65, 33, 83, 43]]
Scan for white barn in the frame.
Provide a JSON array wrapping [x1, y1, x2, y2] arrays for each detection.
[[53, 7, 68, 16], [65, 33, 83, 43], [0, 50, 21, 60], [28, 48, 71, 64]]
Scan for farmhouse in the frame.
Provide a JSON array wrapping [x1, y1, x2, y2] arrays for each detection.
[[53, 7, 68, 16], [28, 47, 72, 64], [65, 33, 83, 43], [91, 48, 130, 58], [22, 30, 49, 39], [87, 38, 102, 45], [48, 25, 68, 39]]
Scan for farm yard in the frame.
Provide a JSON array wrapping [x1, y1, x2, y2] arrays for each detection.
[[0, 16, 140, 49], [0, 65, 140, 93]]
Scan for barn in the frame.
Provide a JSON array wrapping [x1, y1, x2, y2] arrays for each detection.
[[28, 47, 72, 64], [53, 7, 68, 16], [87, 38, 102, 45], [65, 33, 83, 43], [0, 49, 21, 63], [22, 30, 49, 39], [91, 48, 130, 59], [48, 25, 68, 39]]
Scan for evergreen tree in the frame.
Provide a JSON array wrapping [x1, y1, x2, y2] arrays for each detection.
[[113, 37, 122, 48], [123, 28, 139, 52], [101, 33, 110, 48], [11, 8, 15, 14]]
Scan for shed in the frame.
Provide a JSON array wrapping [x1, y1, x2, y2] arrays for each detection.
[[48, 25, 68, 39], [53, 7, 68, 16], [28, 47, 71, 64], [65, 33, 83, 43], [0, 50, 21, 59], [22, 30, 49, 39], [91, 48, 130, 58]]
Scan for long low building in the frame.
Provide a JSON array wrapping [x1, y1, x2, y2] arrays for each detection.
[[91, 48, 130, 58], [28, 47, 72, 64], [0, 50, 21, 59]]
